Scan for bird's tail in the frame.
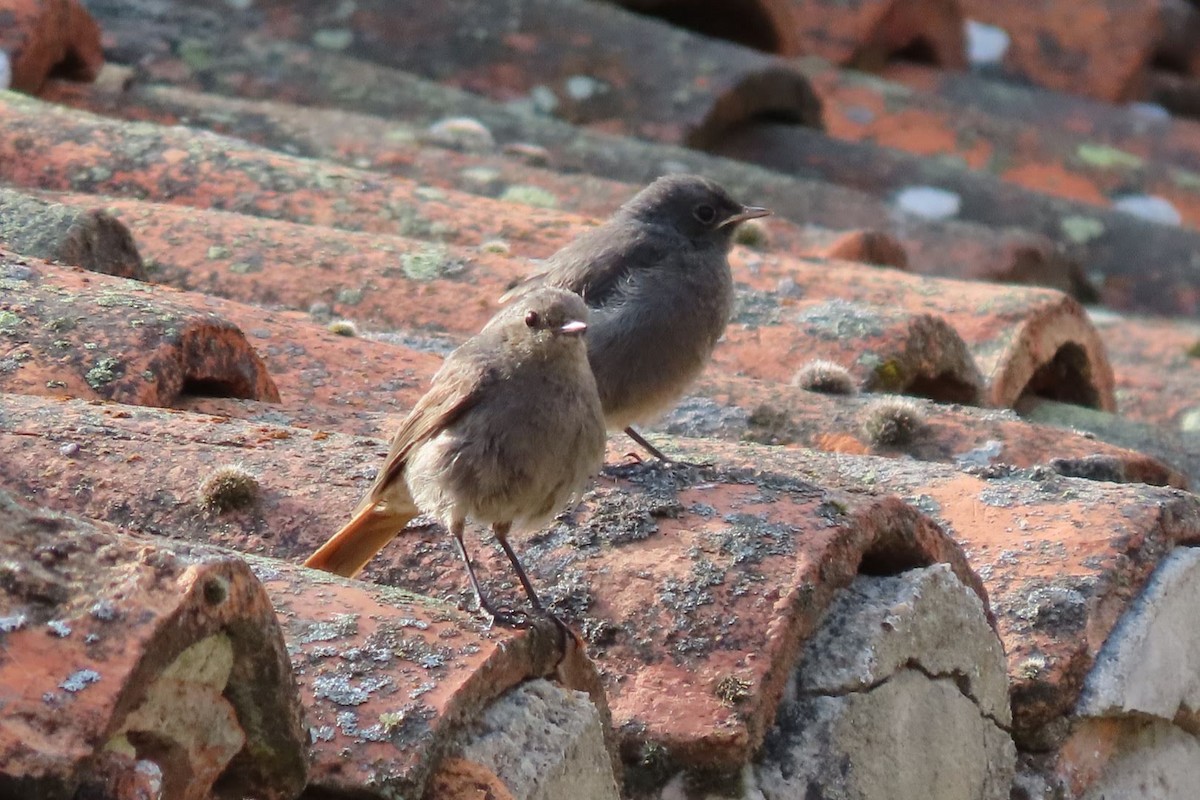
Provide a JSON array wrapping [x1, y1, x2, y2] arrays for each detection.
[[304, 503, 417, 577]]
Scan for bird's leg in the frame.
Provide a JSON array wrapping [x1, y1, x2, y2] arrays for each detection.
[[492, 521, 543, 612], [449, 520, 510, 623], [624, 426, 712, 468]]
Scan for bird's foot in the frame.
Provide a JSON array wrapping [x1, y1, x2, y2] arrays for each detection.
[[478, 603, 534, 629], [621, 426, 713, 469]]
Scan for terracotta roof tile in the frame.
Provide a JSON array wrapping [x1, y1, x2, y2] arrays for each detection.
[[1017, 399, 1200, 492], [1088, 310, 1200, 430], [883, 62, 1200, 173], [0, 251, 447, 436], [0, 0, 103, 94], [803, 57, 1200, 230], [40, 192, 520, 339], [701, 443, 1200, 745], [0, 392, 983, 778], [0, 490, 306, 799], [727, 254, 1116, 411], [673, 376, 1187, 489], [43, 73, 893, 275], [0, 92, 577, 253], [249, 560, 612, 798], [0, 187, 144, 279], [956, 0, 1171, 102], [75, 0, 1198, 312], [8, 0, 1200, 793], [87, 0, 823, 149], [46, 41, 1084, 294], [710, 122, 1200, 316], [28, 185, 1108, 420], [715, 299, 984, 403], [784, 0, 966, 68], [0, 251, 278, 407]]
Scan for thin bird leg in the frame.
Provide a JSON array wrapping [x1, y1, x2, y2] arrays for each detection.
[[449, 519, 506, 619], [624, 426, 712, 468], [624, 426, 671, 461], [493, 522, 543, 612]]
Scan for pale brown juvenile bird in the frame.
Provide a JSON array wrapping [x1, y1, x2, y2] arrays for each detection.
[[304, 287, 606, 620], [502, 174, 769, 463]]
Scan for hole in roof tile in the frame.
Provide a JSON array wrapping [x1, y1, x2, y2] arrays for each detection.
[[857, 541, 931, 578], [1151, 49, 1190, 77], [179, 376, 259, 401], [688, 68, 823, 149], [886, 37, 940, 67], [46, 47, 94, 83], [1016, 343, 1101, 410], [905, 372, 979, 405], [619, 0, 785, 53]]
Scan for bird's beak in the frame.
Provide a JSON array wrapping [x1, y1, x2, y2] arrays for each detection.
[[557, 319, 588, 337], [720, 205, 771, 228]]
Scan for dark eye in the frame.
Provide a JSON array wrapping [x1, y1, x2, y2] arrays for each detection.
[[524, 310, 541, 328], [693, 204, 717, 225]]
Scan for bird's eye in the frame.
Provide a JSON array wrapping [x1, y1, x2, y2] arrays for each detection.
[[524, 310, 541, 328], [693, 204, 717, 225]]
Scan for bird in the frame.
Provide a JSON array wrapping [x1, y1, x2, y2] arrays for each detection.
[[303, 287, 606, 622], [501, 174, 769, 464]]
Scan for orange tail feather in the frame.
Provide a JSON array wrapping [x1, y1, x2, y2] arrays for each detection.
[[304, 504, 418, 577]]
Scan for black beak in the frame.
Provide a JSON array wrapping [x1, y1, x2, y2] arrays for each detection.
[[720, 205, 771, 228]]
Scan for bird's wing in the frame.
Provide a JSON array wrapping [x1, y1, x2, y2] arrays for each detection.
[[501, 226, 665, 306], [358, 352, 494, 511]]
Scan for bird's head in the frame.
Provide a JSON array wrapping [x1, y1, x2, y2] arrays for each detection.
[[621, 174, 770, 247], [490, 286, 591, 351]]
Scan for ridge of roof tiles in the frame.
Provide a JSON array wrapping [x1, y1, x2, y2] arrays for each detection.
[[74, 0, 1200, 315], [4, 0, 1200, 797], [43, 24, 1092, 296]]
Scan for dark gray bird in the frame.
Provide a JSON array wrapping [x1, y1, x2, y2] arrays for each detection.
[[305, 287, 606, 622], [502, 174, 770, 463]]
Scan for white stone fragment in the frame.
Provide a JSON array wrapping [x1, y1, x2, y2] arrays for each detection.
[[965, 20, 1010, 66], [1078, 547, 1200, 725], [894, 186, 962, 221], [1112, 194, 1182, 226], [457, 679, 619, 800]]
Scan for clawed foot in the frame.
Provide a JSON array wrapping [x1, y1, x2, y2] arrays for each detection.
[[486, 607, 534, 629], [622, 426, 711, 469]]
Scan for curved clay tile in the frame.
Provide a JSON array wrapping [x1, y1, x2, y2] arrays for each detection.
[[786, 0, 967, 68], [0, 188, 145, 279], [39, 49, 1081, 296], [254, 562, 615, 798], [610, 0, 801, 55], [1090, 310, 1200, 432], [0, 491, 306, 799], [1063, 547, 1200, 797], [680, 374, 1186, 489], [716, 299, 984, 404], [0, 0, 103, 94], [0, 393, 984, 783], [0, 254, 279, 407], [237, 0, 824, 146], [957, 0, 1171, 103], [739, 446, 1200, 747], [731, 254, 1117, 412]]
